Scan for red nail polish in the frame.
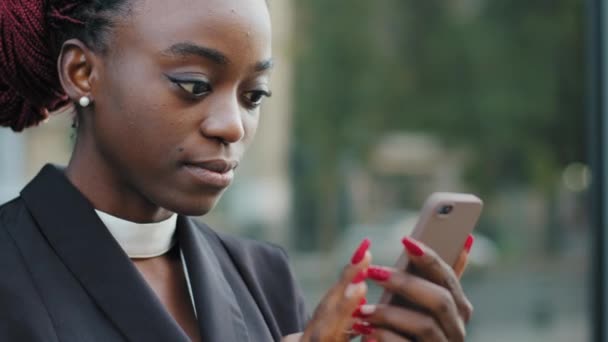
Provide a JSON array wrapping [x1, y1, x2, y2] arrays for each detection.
[[352, 322, 375, 335], [351, 238, 371, 264], [402, 237, 424, 256], [367, 266, 392, 281], [359, 297, 367, 305], [464, 234, 475, 253], [352, 305, 376, 319], [352, 269, 368, 284], [352, 307, 365, 318]]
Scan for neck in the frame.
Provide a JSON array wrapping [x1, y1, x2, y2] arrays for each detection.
[[66, 132, 173, 223]]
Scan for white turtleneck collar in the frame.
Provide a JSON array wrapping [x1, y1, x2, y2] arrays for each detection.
[[95, 210, 178, 258]]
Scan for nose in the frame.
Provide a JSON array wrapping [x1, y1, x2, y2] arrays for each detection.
[[199, 94, 245, 144]]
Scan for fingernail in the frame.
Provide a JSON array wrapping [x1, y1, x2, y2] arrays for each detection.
[[464, 234, 475, 253], [352, 269, 368, 284], [360, 304, 376, 315], [367, 266, 392, 281], [351, 238, 371, 264], [352, 304, 376, 318], [345, 282, 366, 298], [352, 322, 375, 335], [402, 237, 424, 256], [360, 297, 367, 305]]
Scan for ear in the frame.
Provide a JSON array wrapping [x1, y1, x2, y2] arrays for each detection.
[[57, 39, 99, 104]]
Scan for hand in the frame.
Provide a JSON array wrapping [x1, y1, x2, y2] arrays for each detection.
[[299, 239, 372, 342], [358, 236, 475, 342]]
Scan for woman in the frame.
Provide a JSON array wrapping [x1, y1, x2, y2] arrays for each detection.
[[0, 0, 473, 341]]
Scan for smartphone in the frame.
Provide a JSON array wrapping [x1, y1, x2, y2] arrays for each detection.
[[378, 192, 483, 305]]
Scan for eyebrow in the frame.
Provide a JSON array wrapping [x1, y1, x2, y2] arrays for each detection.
[[255, 59, 274, 72], [162, 42, 228, 65], [162, 41, 274, 72]]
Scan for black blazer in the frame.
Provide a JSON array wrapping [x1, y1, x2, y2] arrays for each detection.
[[0, 165, 308, 341]]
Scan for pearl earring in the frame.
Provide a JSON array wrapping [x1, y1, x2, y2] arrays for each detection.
[[78, 96, 91, 107]]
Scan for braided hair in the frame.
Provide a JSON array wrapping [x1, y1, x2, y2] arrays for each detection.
[[0, 0, 130, 131]]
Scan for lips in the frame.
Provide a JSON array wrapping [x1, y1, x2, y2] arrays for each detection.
[[186, 159, 238, 174], [181, 159, 238, 188]]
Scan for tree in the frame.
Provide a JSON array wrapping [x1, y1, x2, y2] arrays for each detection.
[[291, 0, 585, 250]]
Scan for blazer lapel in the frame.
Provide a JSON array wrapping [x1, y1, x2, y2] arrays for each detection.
[[178, 217, 252, 341], [20, 165, 189, 342]]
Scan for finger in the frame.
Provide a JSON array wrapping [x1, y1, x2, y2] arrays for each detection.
[[343, 238, 372, 284], [339, 281, 368, 316], [334, 282, 368, 340], [358, 304, 448, 342], [402, 238, 474, 323], [321, 239, 372, 308], [304, 239, 371, 342], [303, 279, 367, 342], [366, 270, 464, 341], [337, 238, 372, 294], [336, 239, 372, 328], [338, 251, 371, 288], [454, 234, 475, 278], [452, 250, 468, 279], [366, 329, 414, 342]]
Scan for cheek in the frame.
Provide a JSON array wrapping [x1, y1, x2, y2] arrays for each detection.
[[241, 112, 260, 148], [94, 63, 188, 166]]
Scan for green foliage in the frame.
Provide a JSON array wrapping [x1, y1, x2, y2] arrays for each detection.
[[291, 0, 584, 250]]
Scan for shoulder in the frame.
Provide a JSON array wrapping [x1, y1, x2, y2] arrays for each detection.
[[0, 197, 27, 228], [190, 219, 290, 273], [0, 197, 35, 253], [0, 196, 40, 275], [195, 221, 296, 287], [219, 229, 291, 269], [191, 220, 310, 334], [0, 197, 30, 250], [0, 198, 58, 339]]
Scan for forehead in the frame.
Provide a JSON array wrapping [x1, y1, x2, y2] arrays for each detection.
[[114, 0, 271, 59]]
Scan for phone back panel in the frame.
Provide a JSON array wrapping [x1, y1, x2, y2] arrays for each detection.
[[410, 192, 483, 266], [379, 192, 483, 305]]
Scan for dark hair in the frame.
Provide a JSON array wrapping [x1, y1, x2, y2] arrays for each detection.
[[0, 0, 131, 131]]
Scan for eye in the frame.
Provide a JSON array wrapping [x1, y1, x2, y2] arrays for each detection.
[[176, 81, 211, 97], [167, 75, 212, 97], [244, 90, 272, 109]]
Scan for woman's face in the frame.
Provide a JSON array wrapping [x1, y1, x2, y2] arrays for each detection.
[[86, 0, 272, 215]]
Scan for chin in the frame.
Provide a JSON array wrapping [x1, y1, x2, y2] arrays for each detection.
[[162, 192, 223, 217], [177, 205, 214, 217]]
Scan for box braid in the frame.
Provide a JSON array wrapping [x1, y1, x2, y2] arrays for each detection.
[[0, 0, 131, 131]]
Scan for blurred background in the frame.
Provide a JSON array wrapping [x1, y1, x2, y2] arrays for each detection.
[[0, 0, 593, 341]]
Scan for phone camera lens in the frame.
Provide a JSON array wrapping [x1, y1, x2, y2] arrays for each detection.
[[438, 205, 454, 215]]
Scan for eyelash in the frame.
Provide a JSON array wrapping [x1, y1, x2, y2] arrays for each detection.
[[167, 76, 272, 109], [243, 90, 272, 109]]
